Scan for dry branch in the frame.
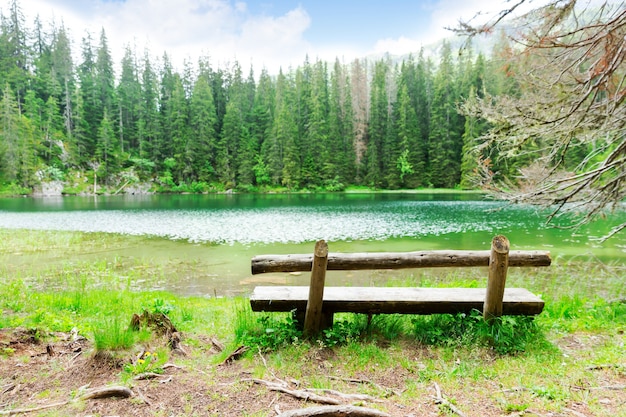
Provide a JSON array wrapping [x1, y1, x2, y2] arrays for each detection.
[[134, 372, 165, 380], [589, 385, 626, 390], [0, 385, 132, 415], [276, 405, 391, 417], [303, 389, 381, 403], [221, 345, 249, 364], [0, 385, 15, 396], [0, 401, 70, 416], [326, 376, 402, 397], [245, 379, 341, 405], [586, 363, 625, 370], [134, 387, 152, 406], [162, 362, 184, 370], [564, 407, 589, 417], [432, 383, 466, 417], [76, 385, 132, 401], [210, 337, 225, 352]]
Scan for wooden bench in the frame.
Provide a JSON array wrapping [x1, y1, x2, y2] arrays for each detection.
[[249, 236, 550, 335]]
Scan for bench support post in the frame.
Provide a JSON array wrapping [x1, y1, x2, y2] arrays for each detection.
[[484, 235, 510, 322], [304, 240, 329, 337]]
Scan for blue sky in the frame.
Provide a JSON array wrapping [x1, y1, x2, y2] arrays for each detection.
[[244, 1, 438, 45], [12, 0, 528, 73]]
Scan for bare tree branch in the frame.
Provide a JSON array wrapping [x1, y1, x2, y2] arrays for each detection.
[[458, 0, 626, 237]]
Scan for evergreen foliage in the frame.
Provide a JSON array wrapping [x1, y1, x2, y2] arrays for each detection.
[[1, 0, 599, 194]]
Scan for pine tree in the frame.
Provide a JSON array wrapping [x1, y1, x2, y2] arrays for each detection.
[[95, 28, 115, 121], [137, 50, 159, 161], [155, 52, 176, 164], [328, 59, 355, 187], [460, 54, 489, 189], [365, 59, 391, 188], [268, 70, 299, 187], [189, 74, 218, 182], [51, 24, 75, 147], [42, 95, 65, 166], [117, 46, 141, 155], [235, 67, 259, 187], [1, 83, 38, 186], [393, 82, 423, 188], [0, 83, 21, 181], [96, 109, 117, 183], [252, 68, 274, 186], [1, 0, 30, 110], [428, 41, 462, 188], [168, 75, 189, 183], [350, 58, 368, 183], [77, 33, 98, 161], [301, 59, 329, 188]]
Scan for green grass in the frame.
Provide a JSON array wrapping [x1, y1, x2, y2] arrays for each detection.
[[0, 229, 625, 416]]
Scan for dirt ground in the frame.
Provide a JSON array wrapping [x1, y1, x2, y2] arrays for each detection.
[[1, 328, 625, 417]]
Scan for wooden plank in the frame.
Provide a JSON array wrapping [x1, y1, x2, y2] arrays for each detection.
[[250, 286, 545, 316], [251, 250, 551, 274]]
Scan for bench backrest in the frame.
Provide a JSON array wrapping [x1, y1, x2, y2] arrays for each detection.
[[250, 236, 551, 336]]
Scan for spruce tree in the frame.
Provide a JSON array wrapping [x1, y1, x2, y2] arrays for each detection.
[[428, 41, 461, 188], [117, 46, 141, 154], [189, 75, 218, 182]]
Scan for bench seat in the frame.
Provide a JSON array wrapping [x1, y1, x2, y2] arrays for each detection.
[[250, 286, 545, 316]]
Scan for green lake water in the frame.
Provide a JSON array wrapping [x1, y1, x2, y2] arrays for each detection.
[[1, 193, 624, 296]]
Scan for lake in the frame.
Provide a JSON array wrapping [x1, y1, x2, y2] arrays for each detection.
[[1, 193, 625, 296]]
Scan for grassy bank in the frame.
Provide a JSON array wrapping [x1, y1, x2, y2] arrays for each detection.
[[1, 229, 625, 416]]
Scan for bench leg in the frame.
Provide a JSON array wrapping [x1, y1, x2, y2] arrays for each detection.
[[293, 310, 305, 330], [293, 310, 334, 333], [321, 312, 334, 331]]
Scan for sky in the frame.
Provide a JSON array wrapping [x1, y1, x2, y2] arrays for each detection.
[[7, 0, 545, 74]]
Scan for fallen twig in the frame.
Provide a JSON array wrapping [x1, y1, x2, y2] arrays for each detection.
[[0, 384, 15, 396], [245, 378, 341, 405], [162, 362, 184, 370], [276, 405, 391, 417], [134, 372, 166, 381], [133, 387, 152, 406], [563, 407, 588, 417], [68, 350, 83, 363], [0, 401, 69, 416], [586, 364, 625, 371], [303, 389, 381, 403], [326, 376, 402, 397], [75, 385, 132, 401], [0, 385, 131, 415], [501, 386, 531, 393], [589, 385, 626, 390], [211, 337, 225, 352], [221, 345, 249, 364], [432, 383, 466, 417], [256, 347, 288, 386]]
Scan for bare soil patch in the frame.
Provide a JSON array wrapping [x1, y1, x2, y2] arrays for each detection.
[[1, 328, 625, 416]]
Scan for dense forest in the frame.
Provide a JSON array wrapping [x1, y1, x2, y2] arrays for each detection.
[[0, 0, 587, 195]]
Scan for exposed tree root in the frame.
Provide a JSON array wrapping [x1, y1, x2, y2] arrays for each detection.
[[0, 385, 131, 415], [275, 405, 391, 417], [327, 376, 403, 397], [245, 378, 341, 405]]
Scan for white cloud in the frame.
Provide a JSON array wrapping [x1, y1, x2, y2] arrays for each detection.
[[366, 0, 554, 57], [18, 0, 313, 74], [12, 0, 563, 76], [372, 36, 425, 56]]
